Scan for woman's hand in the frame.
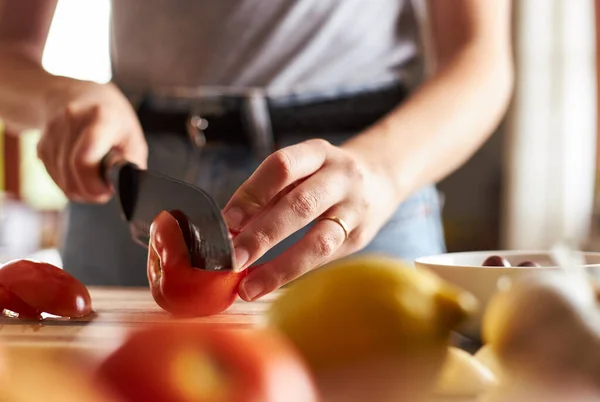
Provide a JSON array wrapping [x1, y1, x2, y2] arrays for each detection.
[[223, 139, 400, 301], [37, 80, 147, 203]]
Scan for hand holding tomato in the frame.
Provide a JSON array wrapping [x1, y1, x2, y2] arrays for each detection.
[[147, 211, 246, 316], [222, 139, 400, 301]]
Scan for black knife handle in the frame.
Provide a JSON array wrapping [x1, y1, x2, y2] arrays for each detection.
[[100, 149, 140, 222], [100, 149, 118, 186], [100, 150, 135, 188]]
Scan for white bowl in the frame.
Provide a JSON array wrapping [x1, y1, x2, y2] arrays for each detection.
[[414, 250, 600, 340]]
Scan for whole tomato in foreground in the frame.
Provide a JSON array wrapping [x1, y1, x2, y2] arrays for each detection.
[[96, 324, 319, 402], [147, 210, 245, 316], [0, 259, 92, 319]]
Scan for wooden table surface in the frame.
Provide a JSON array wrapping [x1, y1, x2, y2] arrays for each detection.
[[0, 287, 278, 353]]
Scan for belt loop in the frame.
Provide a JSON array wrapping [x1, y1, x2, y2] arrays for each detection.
[[241, 91, 276, 160]]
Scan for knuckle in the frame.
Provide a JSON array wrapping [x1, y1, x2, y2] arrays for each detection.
[[87, 104, 108, 125], [307, 138, 332, 150], [272, 269, 300, 290], [344, 158, 365, 183], [250, 227, 276, 252], [64, 104, 77, 118], [349, 229, 370, 249], [269, 150, 294, 182], [353, 198, 370, 214], [313, 231, 339, 257], [89, 104, 103, 118], [289, 190, 320, 220]]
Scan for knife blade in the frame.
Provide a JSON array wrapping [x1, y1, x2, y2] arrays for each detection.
[[100, 150, 234, 271]]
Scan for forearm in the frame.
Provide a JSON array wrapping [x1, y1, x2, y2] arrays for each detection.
[[343, 41, 514, 203], [0, 44, 70, 130], [0, 0, 63, 131]]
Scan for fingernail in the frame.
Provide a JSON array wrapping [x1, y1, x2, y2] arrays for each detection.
[[224, 207, 244, 230], [240, 279, 265, 301], [234, 247, 249, 269]]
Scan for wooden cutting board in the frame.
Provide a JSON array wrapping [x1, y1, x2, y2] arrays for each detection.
[[0, 287, 486, 402], [0, 286, 278, 354]]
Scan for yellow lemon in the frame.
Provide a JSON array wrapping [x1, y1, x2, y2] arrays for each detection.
[[266, 254, 477, 402]]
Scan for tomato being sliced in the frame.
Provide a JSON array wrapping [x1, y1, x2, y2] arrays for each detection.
[[96, 324, 319, 402], [147, 210, 246, 316], [0, 260, 92, 319]]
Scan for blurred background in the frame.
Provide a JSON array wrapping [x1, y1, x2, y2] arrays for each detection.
[[0, 0, 598, 265]]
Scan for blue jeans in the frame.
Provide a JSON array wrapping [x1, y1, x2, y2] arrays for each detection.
[[61, 131, 446, 286]]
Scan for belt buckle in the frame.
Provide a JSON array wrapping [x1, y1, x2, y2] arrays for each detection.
[[186, 113, 208, 149], [183, 105, 210, 184], [184, 96, 233, 149]]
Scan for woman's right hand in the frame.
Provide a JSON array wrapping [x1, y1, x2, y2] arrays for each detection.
[[37, 80, 148, 203]]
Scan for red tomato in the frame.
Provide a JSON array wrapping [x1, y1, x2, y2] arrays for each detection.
[[0, 283, 41, 319], [147, 210, 245, 316], [0, 260, 92, 318], [96, 324, 319, 402]]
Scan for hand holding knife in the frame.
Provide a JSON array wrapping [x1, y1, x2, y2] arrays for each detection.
[[100, 150, 235, 272]]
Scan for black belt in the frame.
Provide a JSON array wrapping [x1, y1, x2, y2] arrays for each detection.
[[135, 82, 409, 149]]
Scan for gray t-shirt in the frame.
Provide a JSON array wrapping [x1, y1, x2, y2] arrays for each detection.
[[109, 0, 427, 95]]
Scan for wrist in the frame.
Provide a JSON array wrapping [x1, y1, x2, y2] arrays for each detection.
[[341, 132, 409, 205]]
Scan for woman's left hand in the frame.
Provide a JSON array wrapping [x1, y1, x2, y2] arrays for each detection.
[[222, 138, 400, 301]]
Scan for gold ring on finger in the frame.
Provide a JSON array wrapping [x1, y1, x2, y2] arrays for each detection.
[[318, 215, 350, 241]]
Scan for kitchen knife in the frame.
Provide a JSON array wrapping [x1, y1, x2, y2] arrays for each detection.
[[100, 150, 234, 271]]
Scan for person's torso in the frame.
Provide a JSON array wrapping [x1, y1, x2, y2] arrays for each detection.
[[109, 0, 426, 95]]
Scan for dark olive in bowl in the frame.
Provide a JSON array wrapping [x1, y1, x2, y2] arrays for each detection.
[[516, 261, 541, 267], [482, 255, 511, 267]]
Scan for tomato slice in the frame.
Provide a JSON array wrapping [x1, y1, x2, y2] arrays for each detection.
[[147, 211, 246, 316], [0, 260, 92, 319], [0, 284, 41, 319]]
